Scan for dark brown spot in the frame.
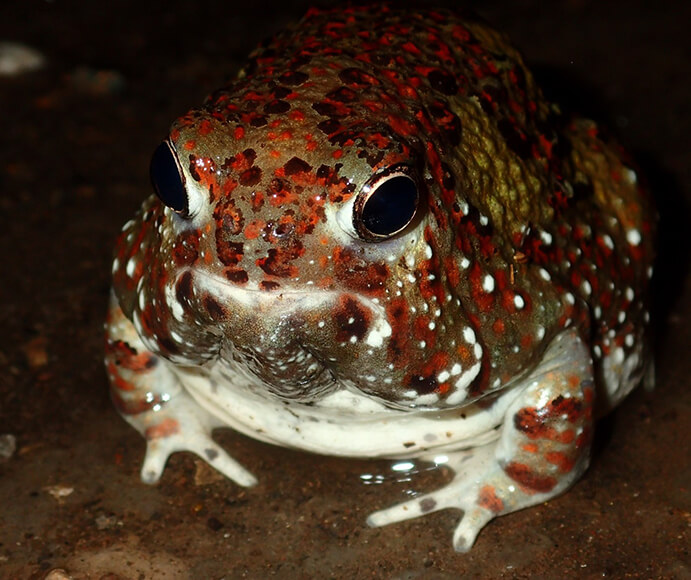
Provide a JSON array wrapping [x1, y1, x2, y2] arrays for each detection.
[[419, 498, 437, 513], [317, 119, 342, 136], [225, 269, 249, 284], [214, 198, 244, 236], [259, 280, 281, 291], [172, 229, 200, 265], [409, 374, 438, 394], [203, 295, 225, 319], [240, 166, 262, 186], [256, 246, 301, 278], [175, 271, 194, 306], [264, 99, 290, 114], [283, 156, 312, 176], [333, 295, 371, 343], [498, 118, 532, 159], [279, 70, 309, 86], [427, 68, 458, 95], [216, 240, 244, 267]]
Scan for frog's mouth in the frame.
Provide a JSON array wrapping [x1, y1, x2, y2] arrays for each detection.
[[218, 339, 341, 403], [195, 270, 393, 404]]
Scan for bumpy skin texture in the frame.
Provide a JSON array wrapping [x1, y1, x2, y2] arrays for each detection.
[[105, 5, 655, 551]]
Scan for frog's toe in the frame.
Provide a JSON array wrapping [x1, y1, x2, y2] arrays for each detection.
[[367, 481, 464, 527], [141, 427, 257, 487], [192, 439, 258, 487], [141, 443, 169, 484], [452, 507, 493, 552]]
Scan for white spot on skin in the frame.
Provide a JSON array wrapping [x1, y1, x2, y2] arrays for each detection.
[[482, 274, 495, 293], [126, 257, 137, 277], [514, 295, 525, 309], [602, 234, 614, 250], [447, 361, 482, 404], [451, 363, 462, 376], [626, 229, 641, 246], [463, 327, 476, 344], [539, 268, 551, 281], [540, 230, 553, 245], [424, 244, 433, 259], [460, 257, 470, 269], [625, 287, 635, 301], [437, 370, 450, 382], [582, 280, 592, 295], [623, 167, 638, 184]]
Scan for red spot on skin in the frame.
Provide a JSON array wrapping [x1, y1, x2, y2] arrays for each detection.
[[234, 126, 245, 140], [106, 361, 136, 392], [477, 485, 504, 513], [243, 220, 265, 240], [332, 246, 389, 296], [492, 319, 505, 334], [386, 297, 410, 360], [469, 263, 495, 312], [145, 418, 180, 440], [198, 119, 213, 135], [545, 451, 575, 473], [183, 140, 195, 151], [106, 340, 156, 373], [503, 461, 557, 494], [401, 41, 422, 56]]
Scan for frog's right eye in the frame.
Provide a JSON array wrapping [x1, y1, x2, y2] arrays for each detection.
[[150, 140, 188, 216]]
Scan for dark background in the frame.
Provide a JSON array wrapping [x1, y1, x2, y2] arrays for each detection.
[[0, 0, 688, 577]]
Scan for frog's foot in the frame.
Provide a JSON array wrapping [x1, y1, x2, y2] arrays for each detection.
[[369, 329, 596, 552], [105, 295, 256, 487], [137, 394, 257, 487], [367, 444, 498, 551]]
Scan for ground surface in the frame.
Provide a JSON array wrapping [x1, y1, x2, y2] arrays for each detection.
[[0, 0, 689, 578]]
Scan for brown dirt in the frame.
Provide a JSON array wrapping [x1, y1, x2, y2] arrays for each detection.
[[1, 0, 689, 578]]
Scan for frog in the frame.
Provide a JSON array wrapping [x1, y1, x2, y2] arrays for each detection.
[[105, 5, 655, 551]]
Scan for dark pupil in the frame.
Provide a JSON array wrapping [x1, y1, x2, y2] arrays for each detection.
[[150, 141, 187, 213], [361, 175, 418, 236]]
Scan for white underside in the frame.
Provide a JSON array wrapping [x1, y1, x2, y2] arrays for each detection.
[[174, 361, 521, 459]]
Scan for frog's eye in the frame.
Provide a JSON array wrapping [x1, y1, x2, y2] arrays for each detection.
[[352, 166, 419, 241], [150, 140, 188, 216]]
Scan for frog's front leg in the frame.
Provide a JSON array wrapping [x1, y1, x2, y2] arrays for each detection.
[[367, 329, 594, 552], [104, 293, 257, 486]]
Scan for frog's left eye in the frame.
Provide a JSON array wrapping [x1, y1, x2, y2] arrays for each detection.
[[150, 140, 188, 216], [352, 166, 420, 241]]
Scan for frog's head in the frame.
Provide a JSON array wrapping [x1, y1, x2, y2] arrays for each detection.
[[142, 61, 546, 410]]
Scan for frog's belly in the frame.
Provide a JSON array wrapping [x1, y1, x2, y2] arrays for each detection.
[[173, 362, 521, 459]]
